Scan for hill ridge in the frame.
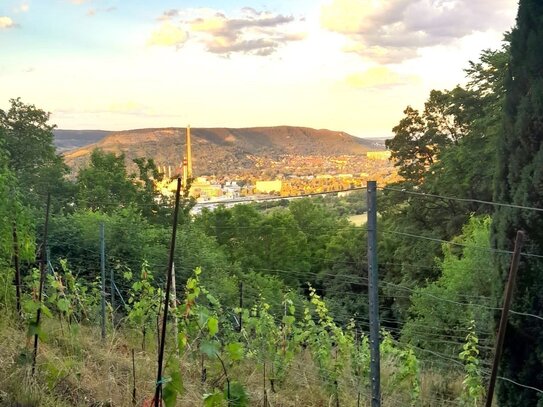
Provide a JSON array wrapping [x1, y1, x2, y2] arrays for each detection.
[[58, 126, 384, 176]]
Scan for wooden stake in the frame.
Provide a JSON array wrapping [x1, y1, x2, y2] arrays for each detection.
[[485, 230, 525, 407], [154, 178, 182, 407], [31, 193, 51, 376]]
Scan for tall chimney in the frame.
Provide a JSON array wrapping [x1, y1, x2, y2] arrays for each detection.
[[182, 158, 188, 188], [186, 125, 193, 179]]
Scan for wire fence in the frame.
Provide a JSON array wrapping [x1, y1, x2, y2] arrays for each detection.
[[15, 183, 543, 404]]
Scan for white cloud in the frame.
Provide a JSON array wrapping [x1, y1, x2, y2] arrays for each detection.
[[152, 7, 306, 56], [321, 0, 516, 63], [148, 22, 188, 48], [0, 16, 16, 29]]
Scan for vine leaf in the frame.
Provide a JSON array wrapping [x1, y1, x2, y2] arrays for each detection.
[[162, 370, 184, 407], [200, 340, 220, 358]]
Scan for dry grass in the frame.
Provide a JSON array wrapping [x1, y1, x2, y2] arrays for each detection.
[[0, 314, 464, 407]]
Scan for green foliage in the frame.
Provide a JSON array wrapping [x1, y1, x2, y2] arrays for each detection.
[[302, 286, 350, 401], [402, 216, 495, 356], [76, 149, 139, 212], [162, 366, 184, 407], [204, 391, 224, 406], [0, 98, 70, 205], [381, 331, 421, 405], [125, 261, 163, 348], [458, 321, 484, 407], [225, 382, 248, 407], [493, 1, 543, 404]]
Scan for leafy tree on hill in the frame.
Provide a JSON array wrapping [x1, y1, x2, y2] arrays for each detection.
[[380, 45, 509, 294], [76, 149, 139, 212], [492, 0, 543, 404], [0, 98, 72, 208]]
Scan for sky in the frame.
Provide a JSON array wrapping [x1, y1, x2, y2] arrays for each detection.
[[0, 0, 517, 138]]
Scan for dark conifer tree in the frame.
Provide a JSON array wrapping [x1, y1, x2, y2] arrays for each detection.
[[492, 0, 543, 404]]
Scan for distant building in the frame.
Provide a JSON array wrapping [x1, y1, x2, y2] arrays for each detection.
[[367, 151, 391, 160], [191, 177, 222, 199], [255, 180, 282, 194], [223, 181, 241, 199]]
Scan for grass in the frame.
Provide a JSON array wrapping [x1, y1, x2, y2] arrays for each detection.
[[0, 312, 465, 407]]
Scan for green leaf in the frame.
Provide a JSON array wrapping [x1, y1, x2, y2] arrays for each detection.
[[225, 381, 248, 407], [27, 320, 48, 341], [226, 342, 244, 361], [22, 299, 40, 314], [41, 304, 53, 318], [204, 391, 224, 407], [57, 298, 70, 313], [200, 340, 220, 358], [162, 370, 184, 407], [206, 293, 220, 307], [207, 317, 219, 337]]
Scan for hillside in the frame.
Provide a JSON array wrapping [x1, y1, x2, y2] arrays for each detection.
[[53, 129, 111, 152], [61, 126, 384, 175]]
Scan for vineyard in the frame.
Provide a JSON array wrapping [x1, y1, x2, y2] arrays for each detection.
[[1, 183, 504, 407], [1, 253, 482, 407]]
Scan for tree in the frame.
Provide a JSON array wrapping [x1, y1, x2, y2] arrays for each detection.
[[492, 1, 543, 404], [76, 149, 138, 212], [379, 46, 509, 292], [0, 98, 71, 206], [0, 148, 35, 310], [385, 88, 472, 186], [402, 217, 495, 358]]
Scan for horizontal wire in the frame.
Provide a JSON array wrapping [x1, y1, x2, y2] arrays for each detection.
[[383, 229, 543, 259], [381, 186, 543, 213], [497, 376, 543, 395]]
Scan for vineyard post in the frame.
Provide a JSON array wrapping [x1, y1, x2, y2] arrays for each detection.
[[366, 181, 381, 407], [100, 222, 106, 340], [31, 193, 51, 376], [154, 177, 182, 407], [12, 223, 21, 315], [485, 230, 524, 407]]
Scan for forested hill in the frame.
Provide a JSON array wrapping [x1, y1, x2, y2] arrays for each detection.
[[53, 129, 112, 152], [59, 126, 383, 174]]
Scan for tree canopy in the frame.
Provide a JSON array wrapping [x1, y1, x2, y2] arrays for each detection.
[[492, 1, 543, 404]]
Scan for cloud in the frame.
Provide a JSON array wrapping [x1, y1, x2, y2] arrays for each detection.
[[321, 0, 515, 63], [152, 7, 305, 56], [86, 6, 116, 17], [148, 21, 188, 48], [0, 16, 16, 29], [70, 0, 91, 4], [158, 9, 180, 21], [346, 66, 419, 88]]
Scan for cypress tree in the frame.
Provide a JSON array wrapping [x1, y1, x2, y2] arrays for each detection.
[[492, 0, 543, 405]]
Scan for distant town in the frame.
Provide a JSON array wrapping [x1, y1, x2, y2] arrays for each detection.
[[155, 127, 399, 205]]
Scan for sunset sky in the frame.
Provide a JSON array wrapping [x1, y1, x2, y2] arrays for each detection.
[[0, 0, 517, 138]]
